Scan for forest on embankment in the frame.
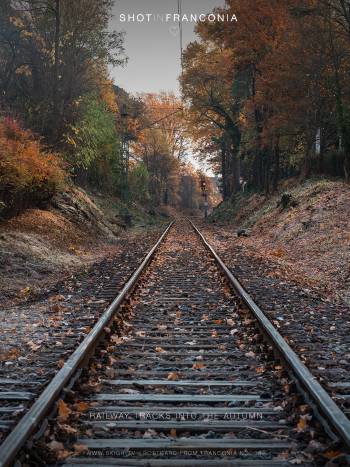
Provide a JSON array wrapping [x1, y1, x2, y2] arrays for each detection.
[[180, 0, 350, 198]]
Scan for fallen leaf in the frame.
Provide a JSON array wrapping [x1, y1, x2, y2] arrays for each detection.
[[296, 416, 308, 432], [27, 340, 41, 352], [49, 295, 65, 303], [271, 248, 284, 258], [73, 443, 88, 455], [167, 372, 179, 381], [51, 303, 64, 313], [58, 423, 78, 434], [324, 450, 342, 459], [192, 361, 205, 370], [75, 401, 90, 412], [111, 335, 123, 345], [0, 348, 21, 361], [109, 356, 117, 365], [20, 286, 31, 296], [57, 359, 65, 369], [58, 399, 72, 422]]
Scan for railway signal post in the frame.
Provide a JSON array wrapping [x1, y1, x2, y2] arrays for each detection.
[[200, 178, 208, 219]]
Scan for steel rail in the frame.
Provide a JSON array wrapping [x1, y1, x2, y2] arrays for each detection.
[[0, 221, 174, 467], [190, 219, 350, 450]]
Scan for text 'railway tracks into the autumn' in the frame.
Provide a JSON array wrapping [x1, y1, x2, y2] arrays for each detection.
[[0, 219, 350, 466]]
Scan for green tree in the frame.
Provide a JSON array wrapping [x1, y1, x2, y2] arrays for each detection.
[[66, 95, 123, 193], [128, 163, 150, 203], [0, 0, 125, 144]]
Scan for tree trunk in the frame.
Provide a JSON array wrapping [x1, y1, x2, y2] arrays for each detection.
[[226, 121, 241, 194], [272, 140, 280, 192], [264, 147, 271, 195], [233, 147, 241, 193], [53, 0, 61, 134], [318, 146, 324, 174], [221, 139, 229, 201], [302, 138, 313, 179], [344, 154, 350, 183], [327, 9, 350, 182]]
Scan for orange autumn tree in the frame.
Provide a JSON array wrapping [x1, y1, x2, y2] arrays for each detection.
[[181, 41, 242, 199], [213, 0, 306, 192], [183, 0, 350, 192], [130, 92, 203, 208], [0, 118, 65, 217], [184, 0, 297, 194], [139, 93, 187, 160]]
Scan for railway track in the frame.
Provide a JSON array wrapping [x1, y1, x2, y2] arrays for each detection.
[[0, 219, 350, 466], [0, 228, 164, 442], [196, 224, 350, 427]]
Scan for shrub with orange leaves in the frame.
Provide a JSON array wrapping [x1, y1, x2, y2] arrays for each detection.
[[0, 118, 66, 218]]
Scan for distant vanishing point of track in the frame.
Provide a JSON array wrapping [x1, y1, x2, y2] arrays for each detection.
[[0, 219, 350, 466]]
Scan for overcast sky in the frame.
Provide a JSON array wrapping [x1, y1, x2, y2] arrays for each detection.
[[109, 0, 225, 95]]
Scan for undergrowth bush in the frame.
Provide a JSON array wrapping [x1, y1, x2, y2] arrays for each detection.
[[0, 117, 65, 218]]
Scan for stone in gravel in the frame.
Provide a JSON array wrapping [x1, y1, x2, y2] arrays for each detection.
[[237, 229, 250, 237]]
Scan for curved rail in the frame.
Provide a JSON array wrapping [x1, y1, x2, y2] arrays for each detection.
[[0, 221, 174, 467], [190, 219, 350, 450]]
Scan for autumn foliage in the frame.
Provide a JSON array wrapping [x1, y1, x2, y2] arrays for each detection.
[[0, 1, 127, 210], [0, 118, 65, 217], [0, 2, 207, 215], [182, 0, 350, 197], [130, 92, 207, 209]]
